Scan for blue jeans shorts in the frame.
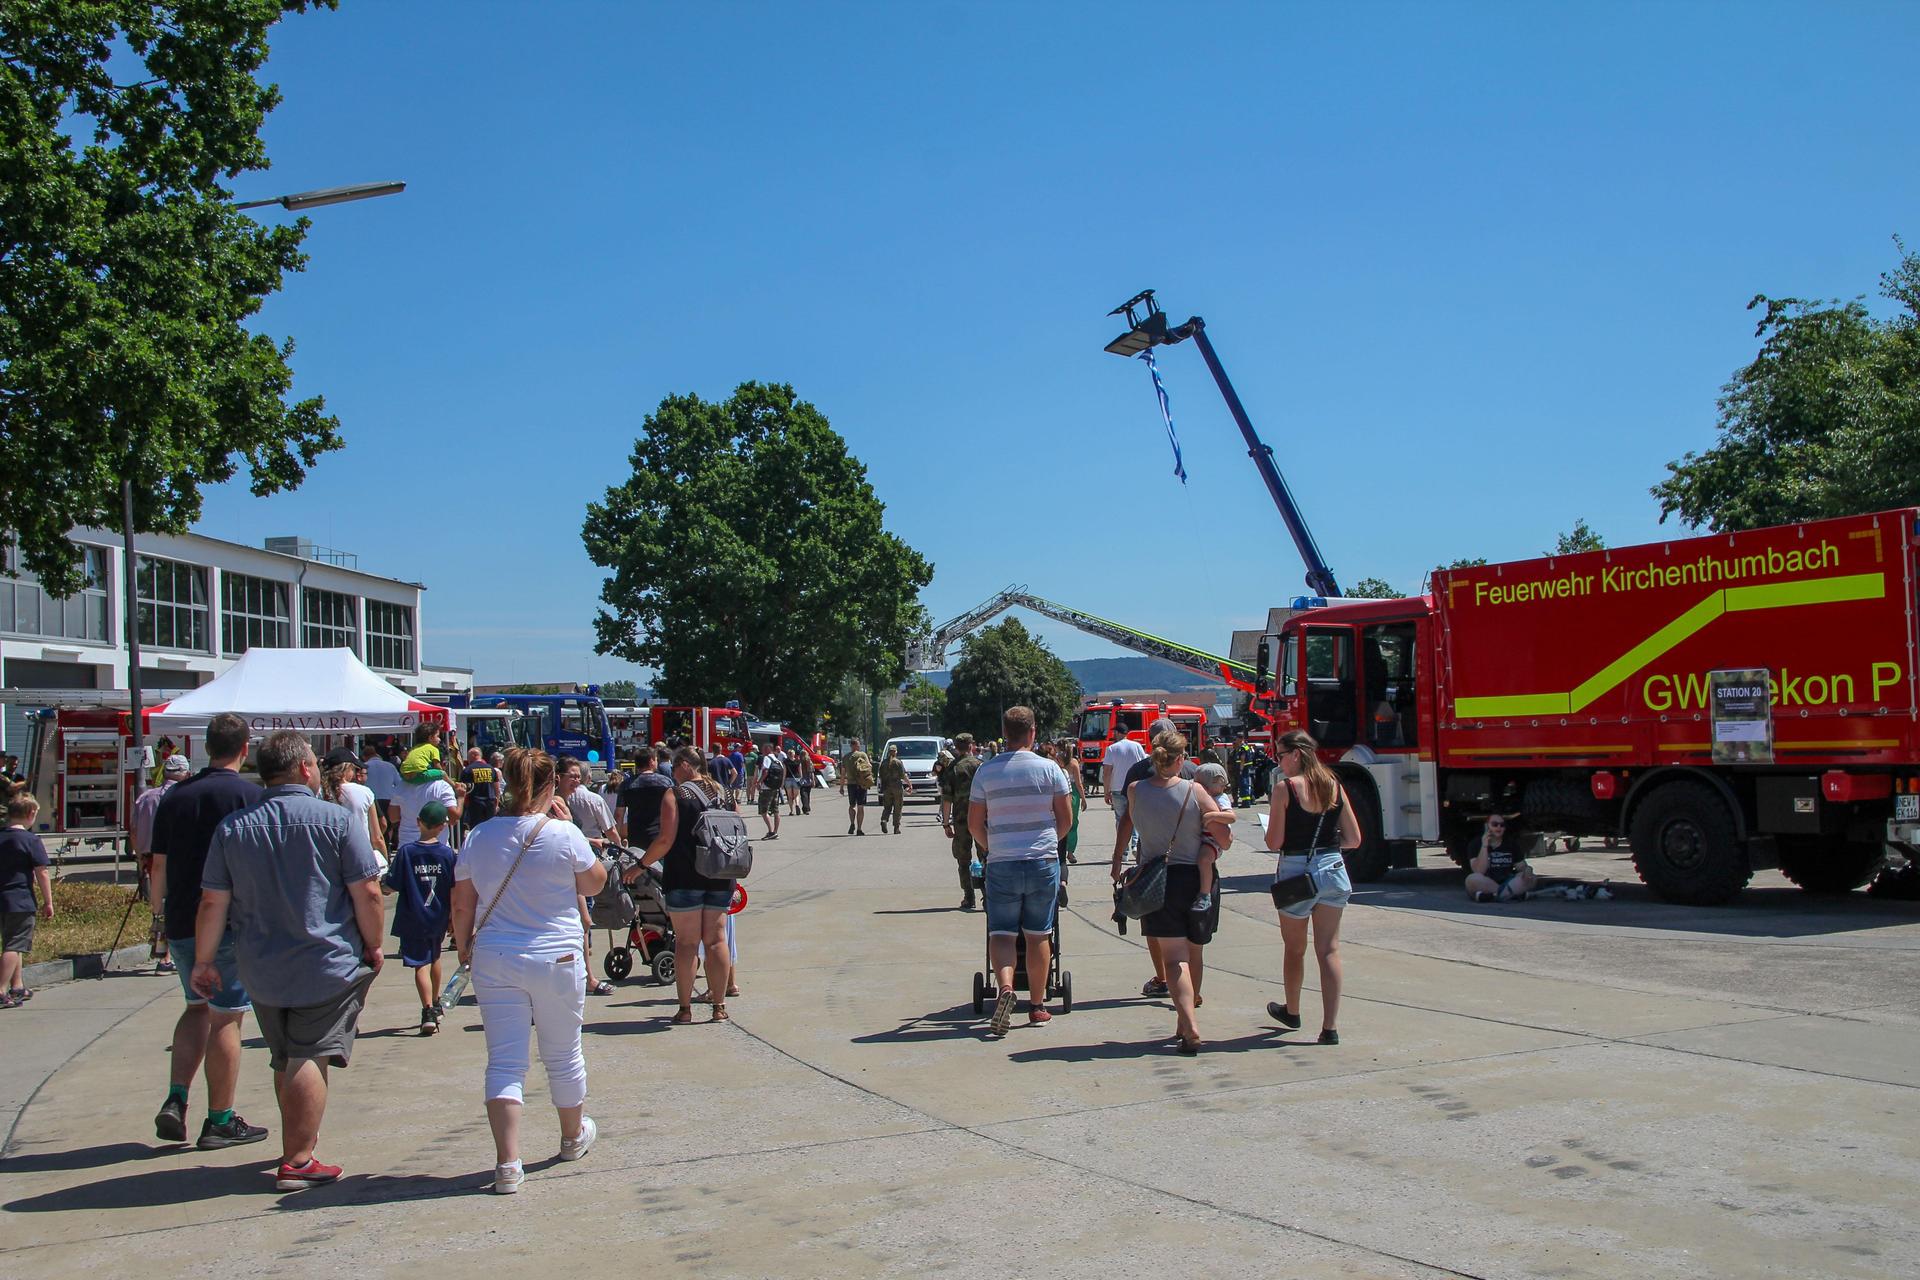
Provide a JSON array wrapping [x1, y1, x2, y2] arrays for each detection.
[[1273, 849, 1353, 919], [169, 935, 250, 1012], [664, 887, 732, 913], [985, 857, 1061, 937]]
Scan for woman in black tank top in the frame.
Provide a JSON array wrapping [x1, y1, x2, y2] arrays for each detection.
[[1262, 730, 1362, 1044]]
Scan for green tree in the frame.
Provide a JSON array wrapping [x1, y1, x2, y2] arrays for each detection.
[[1348, 577, 1403, 599], [942, 619, 1081, 740], [599, 678, 640, 702], [1654, 241, 1920, 531], [1445, 556, 1489, 568], [1, 2, 345, 595], [1547, 518, 1606, 556], [899, 674, 946, 728], [586, 382, 932, 723]]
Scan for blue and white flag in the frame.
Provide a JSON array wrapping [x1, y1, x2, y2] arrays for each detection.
[[1143, 350, 1186, 485]]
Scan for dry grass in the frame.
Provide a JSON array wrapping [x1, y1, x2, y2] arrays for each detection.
[[27, 878, 153, 966]]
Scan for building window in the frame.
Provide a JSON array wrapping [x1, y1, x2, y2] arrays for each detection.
[[221, 573, 292, 656], [301, 587, 357, 650], [0, 542, 111, 643], [135, 555, 209, 652], [365, 600, 415, 671]]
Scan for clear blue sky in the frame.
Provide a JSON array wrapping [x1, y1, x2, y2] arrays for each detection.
[[198, 1, 1920, 686]]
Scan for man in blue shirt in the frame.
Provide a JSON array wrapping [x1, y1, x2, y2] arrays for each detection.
[[196, 729, 383, 1192], [967, 705, 1072, 1036]]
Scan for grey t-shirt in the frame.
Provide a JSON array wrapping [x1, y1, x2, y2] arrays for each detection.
[[202, 785, 382, 1007], [1128, 776, 1207, 866]]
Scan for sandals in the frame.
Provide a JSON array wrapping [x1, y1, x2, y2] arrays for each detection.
[[1176, 1035, 1201, 1056], [725, 985, 741, 998], [711, 1004, 730, 1022], [1141, 977, 1169, 997], [671, 1007, 694, 1025], [587, 979, 614, 996]]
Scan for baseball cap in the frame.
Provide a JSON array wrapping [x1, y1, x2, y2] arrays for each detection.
[[1148, 718, 1177, 742], [418, 800, 450, 828], [162, 754, 192, 776], [954, 733, 975, 747], [322, 747, 360, 769], [1194, 762, 1229, 793]]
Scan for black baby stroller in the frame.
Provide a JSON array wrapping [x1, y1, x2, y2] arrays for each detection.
[[970, 855, 1073, 1014], [591, 845, 678, 985]]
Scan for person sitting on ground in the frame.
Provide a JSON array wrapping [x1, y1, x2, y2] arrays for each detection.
[[383, 800, 457, 1035], [399, 723, 449, 785], [1191, 761, 1235, 913], [1465, 815, 1536, 902]]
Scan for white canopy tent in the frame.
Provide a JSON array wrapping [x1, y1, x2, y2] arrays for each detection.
[[144, 648, 450, 736]]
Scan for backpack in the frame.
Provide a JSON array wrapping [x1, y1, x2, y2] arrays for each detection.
[[761, 756, 786, 790], [681, 783, 752, 879]]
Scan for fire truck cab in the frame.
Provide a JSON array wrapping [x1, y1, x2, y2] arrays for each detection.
[[1075, 699, 1208, 793]]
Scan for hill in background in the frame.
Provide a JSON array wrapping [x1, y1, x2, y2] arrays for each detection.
[[917, 656, 1225, 698]]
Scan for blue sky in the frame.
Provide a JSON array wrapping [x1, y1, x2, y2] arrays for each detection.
[[198, 2, 1920, 686]]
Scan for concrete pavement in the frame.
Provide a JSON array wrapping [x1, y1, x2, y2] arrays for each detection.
[[3, 791, 1918, 1278]]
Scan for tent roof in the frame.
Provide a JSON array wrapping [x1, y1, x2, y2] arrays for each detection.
[[145, 648, 449, 735]]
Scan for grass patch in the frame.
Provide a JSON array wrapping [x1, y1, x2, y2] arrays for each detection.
[[27, 878, 153, 966]]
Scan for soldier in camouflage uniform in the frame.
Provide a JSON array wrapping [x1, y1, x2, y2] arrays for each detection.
[[877, 744, 912, 834], [939, 733, 982, 910]]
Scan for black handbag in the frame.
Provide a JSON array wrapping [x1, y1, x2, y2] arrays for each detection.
[[1270, 794, 1331, 910]]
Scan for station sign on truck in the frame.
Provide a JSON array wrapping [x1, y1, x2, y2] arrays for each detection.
[[1434, 510, 1919, 766]]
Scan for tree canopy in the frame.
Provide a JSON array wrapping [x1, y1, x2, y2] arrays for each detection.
[[1654, 241, 1920, 532], [899, 674, 945, 725], [598, 678, 640, 702], [1547, 519, 1606, 556], [1348, 577, 1403, 599], [941, 618, 1081, 740], [1, 1, 343, 595], [585, 382, 932, 723]]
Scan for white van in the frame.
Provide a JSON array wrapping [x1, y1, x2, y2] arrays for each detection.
[[881, 735, 944, 794]]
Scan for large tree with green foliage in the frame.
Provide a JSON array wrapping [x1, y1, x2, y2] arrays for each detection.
[[1348, 577, 1403, 599], [899, 674, 945, 727], [1547, 519, 1606, 556], [586, 382, 932, 723], [1654, 242, 1920, 532], [941, 618, 1081, 740], [1, 1, 344, 595]]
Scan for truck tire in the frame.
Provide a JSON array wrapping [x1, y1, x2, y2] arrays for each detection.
[[1777, 836, 1885, 894], [1629, 781, 1750, 905], [1445, 825, 1479, 869], [1522, 776, 1599, 827], [1338, 772, 1392, 882]]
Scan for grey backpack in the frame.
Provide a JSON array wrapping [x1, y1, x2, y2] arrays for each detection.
[[681, 784, 753, 879]]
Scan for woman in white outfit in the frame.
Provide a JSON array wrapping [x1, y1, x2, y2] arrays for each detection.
[[450, 747, 608, 1194]]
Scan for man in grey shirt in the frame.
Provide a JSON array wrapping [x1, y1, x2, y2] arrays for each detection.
[[195, 730, 384, 1192]]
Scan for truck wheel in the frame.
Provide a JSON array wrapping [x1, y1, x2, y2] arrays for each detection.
[[1777, 837, 1885, 894], [1445, 826, 1479, 869], [1629, 782, 1750, 905], [1338, 773, 1392, 882]]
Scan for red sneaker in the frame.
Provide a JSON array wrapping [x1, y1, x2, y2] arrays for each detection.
[[1028, 1004, 1052, 1026], [275, 1157, 342, 1191]]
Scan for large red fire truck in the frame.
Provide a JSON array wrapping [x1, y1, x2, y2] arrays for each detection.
[[1259, 508, 1920, 903], [1074, 699, 1209, 793]]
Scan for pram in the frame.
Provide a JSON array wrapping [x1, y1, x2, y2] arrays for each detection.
[[590, 845, 678, 985], [970, 854, 1074, 1015]]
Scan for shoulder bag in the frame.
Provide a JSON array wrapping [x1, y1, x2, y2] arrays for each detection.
[[1271, 785, 1333, 910], [1119, 783, 1194, 920], [438, 815, 554, 1011]]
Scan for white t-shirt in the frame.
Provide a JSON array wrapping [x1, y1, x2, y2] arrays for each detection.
[[567, 787, 616, 842], [364, 756, 403, 802], [1103, 738, 1147, 786], [455, 815, 597, 956], [395, 778, 457, 847], [337, 780, 386, 869]]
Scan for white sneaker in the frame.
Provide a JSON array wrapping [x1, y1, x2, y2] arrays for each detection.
[[559, 1115, 597, 1162], [493, 1160, 524, 1194]]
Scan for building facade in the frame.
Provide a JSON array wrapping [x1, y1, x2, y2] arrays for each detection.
[[0, 529, 471, 750]]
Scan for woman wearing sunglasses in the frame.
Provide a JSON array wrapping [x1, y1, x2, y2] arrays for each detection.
[[1464, 815, 1536, 902]]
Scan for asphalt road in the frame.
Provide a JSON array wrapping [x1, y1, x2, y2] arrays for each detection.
[[2, 793, 1916, 1279]]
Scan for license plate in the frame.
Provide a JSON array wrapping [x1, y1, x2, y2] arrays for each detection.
[[1898, 793, 1920, 822]]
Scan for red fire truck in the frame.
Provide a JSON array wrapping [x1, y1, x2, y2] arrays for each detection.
[[644, 706, 752, 756], [1074, 699, 1209, 793], [1259, 508, 1920, 903]]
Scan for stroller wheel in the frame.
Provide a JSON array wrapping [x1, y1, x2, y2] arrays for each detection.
[[604, 948, 632, 982], [651, 948, 677, 986], [1060, 970, 1074, 1014], [972, 971, 986, 1016]]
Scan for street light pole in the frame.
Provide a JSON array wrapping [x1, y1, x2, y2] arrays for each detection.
[[122, 177, 404, 793]]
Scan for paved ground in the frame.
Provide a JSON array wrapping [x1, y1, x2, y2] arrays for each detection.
[[3, 793, 1918, 1279]]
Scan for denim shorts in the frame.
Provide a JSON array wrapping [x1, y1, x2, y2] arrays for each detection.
[[169, 935, 250, 1012], [664, 887, 732, 913], [985, 857, 1061, 937], [1273, 848, 1353, 919]]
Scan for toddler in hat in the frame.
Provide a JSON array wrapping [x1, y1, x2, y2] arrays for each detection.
[[1192, 761, 1234, 913]]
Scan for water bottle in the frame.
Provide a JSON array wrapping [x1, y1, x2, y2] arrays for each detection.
[[438, 963, 471, 1012]]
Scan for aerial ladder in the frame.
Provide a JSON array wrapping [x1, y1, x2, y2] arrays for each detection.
[[1104, 290, 1343, 600]]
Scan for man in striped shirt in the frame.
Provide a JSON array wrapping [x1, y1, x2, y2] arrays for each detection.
[[967, 705, 1072, 1036]]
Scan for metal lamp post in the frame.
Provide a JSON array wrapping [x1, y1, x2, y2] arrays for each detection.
[[122, 179, 405, 784]]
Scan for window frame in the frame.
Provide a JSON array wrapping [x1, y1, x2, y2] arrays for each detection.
[[220, 572, 293, 657], [134, 554, 210, 654], [301, 586, 359, 651], [364, 599, 415, 672], [0, 541, 113, 645]]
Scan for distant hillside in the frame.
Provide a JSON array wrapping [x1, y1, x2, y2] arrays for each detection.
[[915, 656, 1222, 696]]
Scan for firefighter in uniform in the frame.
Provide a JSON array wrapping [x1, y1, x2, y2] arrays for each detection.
[[1235, 738, 1265, 808], [878, 743, 912, 834], [939, 733, 981, 910]]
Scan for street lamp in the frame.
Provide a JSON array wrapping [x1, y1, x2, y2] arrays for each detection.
[[122, 178, 405, 786]]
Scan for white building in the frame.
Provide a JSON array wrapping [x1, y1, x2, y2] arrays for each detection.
[[0, 529, 472, 750]]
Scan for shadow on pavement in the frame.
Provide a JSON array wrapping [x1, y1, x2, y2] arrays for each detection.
[[277, 1168, 494, 1209], [583, 1017, 669, 1037], [4, 1158, 272, 1211], [851, 1004, 982, 1045], [1006, 1028, 1290, 1063], [0, 1140, 175, 1175], [871, 908, 967, 916]]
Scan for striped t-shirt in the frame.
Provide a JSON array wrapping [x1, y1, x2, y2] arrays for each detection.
[[970, 748, 1069, 863]]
